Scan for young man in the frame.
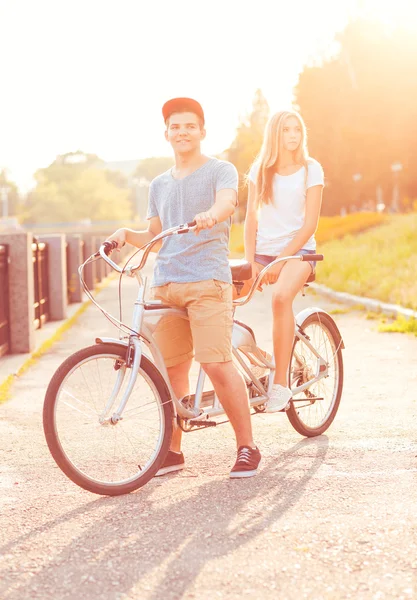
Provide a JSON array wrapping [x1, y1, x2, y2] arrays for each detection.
[[106, 97, 261, 478]]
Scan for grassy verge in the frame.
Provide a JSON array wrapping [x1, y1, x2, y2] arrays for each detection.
[[229, 212, 387, 256], [378, 315, 417, 336], [317, 214, 417, 311], [230, 213, 416, 311]]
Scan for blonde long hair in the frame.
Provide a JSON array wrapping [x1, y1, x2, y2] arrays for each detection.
[[253, 110, 309, 206]]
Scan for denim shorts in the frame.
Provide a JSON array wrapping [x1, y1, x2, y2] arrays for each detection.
[[254, 249, 317, 273]]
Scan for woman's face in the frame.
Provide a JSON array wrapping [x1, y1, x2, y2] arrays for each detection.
[[282, 116, 302, 152]]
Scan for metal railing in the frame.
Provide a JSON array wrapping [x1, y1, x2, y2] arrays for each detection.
[[0, 244, 10, 356], [32, 239, 49, 329]]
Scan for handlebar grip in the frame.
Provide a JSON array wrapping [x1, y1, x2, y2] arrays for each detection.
[[177, 220, 197, 234], [301, 254, 323, 262], [102, 240, 118, 256]]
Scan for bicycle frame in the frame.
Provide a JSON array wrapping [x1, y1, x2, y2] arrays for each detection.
[[81, 226, 333, 426]]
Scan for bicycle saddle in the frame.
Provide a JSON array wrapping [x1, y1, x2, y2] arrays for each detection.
[[229, 259, 252, 281]]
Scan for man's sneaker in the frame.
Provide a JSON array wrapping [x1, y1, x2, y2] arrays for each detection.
[[265, 384, 292, 412], [230, 446, 261, 478], [155, 450, 184, 477]]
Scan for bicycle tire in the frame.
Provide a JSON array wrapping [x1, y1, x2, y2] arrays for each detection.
[[43, 343, 173, 496], [286, 312, 343, 437]]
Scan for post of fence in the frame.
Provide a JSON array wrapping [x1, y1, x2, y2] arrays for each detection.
[[82, 235, 97, 291], [66, 234, 84, 303], [0, 232, 35, 353], [38, 234, 67, 321]]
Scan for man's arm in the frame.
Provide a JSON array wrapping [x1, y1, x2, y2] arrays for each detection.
[[106, 216, 163, 251], [193, 188, 237, 233]]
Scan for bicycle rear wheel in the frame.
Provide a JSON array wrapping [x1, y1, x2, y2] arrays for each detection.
[[43, 343, 173, 496], [286, 312, 343, 437]]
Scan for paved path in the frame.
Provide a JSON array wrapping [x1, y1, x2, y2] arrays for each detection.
[[1, 262, 416, 599]]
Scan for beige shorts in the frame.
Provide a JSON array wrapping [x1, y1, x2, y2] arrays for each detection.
[[150, 280, 233, 368]]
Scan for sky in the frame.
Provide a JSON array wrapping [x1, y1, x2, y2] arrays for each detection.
[[1, 0, 416, 191]]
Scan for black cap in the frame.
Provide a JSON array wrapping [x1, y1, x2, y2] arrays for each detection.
[[162, 97, 205, 124]]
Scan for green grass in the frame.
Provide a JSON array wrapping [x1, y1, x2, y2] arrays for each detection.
[[317, 214, 417, 311], [378, 315, 417, 336], [328, 307, 351, 315]]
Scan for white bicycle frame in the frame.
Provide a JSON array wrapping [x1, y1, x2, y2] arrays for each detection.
[[84, 225, 333, 425]]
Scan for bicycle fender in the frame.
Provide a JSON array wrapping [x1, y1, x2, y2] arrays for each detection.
[[295, 307, 345, 349], [95, 337, 129, 348]]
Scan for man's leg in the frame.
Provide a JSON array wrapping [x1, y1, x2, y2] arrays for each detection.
[[150, 285, 194, 466], [203, 360, 261, 477], [166, 358, 192, 452], [202, 361, 254, 448], [185, 279, 260, 476]]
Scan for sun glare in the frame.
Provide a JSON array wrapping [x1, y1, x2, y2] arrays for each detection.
[[359, 0, 417, 29]]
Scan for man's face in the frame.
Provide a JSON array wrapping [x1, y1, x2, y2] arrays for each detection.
[[165, 112, 206, 154]]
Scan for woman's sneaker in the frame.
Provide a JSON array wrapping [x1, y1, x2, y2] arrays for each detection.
[[265, 384, 292, 412], [230, 446, 261, 478], [155, 450, 184, 476]]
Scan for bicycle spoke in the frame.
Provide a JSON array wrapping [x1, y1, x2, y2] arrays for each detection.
[[53, 352, 166, 486], [289, 318, 341, 431]]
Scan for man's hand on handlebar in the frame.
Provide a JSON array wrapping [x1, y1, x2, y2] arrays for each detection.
[[193, 211, 218, 234], [105, 228, 126, 252]]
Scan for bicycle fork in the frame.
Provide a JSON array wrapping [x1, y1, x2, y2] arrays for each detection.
[[98, 279, 147, 425]]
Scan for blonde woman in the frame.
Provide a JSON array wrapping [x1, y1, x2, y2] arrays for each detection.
[[244, 110, 324, 412]]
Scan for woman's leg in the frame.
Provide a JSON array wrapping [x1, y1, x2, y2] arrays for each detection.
[[271, 261, 312, 386]]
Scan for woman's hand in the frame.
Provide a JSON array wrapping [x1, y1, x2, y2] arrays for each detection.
[[263, 261, 284, 285], [252, 261, 264, 279], [105, 228, 126, 251], [251, 261, 267, 291]]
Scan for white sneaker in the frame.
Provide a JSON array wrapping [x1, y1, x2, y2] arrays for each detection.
[[265, 384, 292, 412]]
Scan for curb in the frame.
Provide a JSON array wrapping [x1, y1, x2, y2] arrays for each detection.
[[0, 273, 115, 405], [310, 282, 417, 320]]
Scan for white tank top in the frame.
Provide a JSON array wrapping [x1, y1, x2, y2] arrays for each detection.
[[249, 158, 324, 255]]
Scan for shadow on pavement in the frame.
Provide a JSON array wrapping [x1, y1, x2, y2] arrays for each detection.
[[3, 435, 329, 599]]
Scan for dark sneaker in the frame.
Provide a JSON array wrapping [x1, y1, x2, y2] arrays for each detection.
[[155, 450, 185, 477], [230, 446, 261, 478]]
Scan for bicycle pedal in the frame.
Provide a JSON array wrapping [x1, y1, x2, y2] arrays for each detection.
[[188, 419, 217, 428]]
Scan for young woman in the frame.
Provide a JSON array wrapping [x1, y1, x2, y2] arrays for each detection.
[[244, 110, 324, 412]]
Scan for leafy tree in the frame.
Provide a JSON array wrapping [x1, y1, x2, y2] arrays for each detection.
[[226, 89, 270, 219], [295, 20, 417, 215], [0, 170, 20, 217], [133, 156, 174, 183], [24, 152, 132, 223]]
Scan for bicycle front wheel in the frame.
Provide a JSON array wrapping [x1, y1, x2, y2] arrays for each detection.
[[286, 312, 343, 437], [43, 343, 173, 496]]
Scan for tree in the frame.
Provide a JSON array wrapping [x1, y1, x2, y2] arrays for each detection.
[[294, 19, 417, 215], [24, 152, 132, 223], [226, 89, 270, 219], [0, 170, 20, 217], [133, 156, 174, 183]]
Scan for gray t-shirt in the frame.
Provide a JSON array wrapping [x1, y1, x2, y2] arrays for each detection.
[[146, 157, 238, 287]]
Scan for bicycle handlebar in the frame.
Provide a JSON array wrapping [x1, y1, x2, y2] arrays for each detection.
[[97, 228, 323, 303], [301, 254, 323, 262], [233, 253, 324, 307], [102, 240, 118, 255], [98, 221, 198, 274]]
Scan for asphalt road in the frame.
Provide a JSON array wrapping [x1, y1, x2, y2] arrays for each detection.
[[1, 267, 416, 600]]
